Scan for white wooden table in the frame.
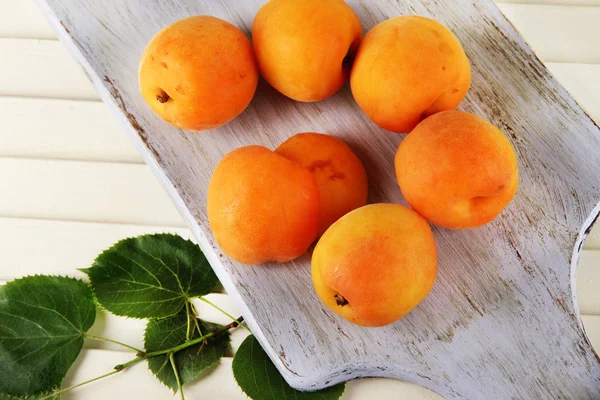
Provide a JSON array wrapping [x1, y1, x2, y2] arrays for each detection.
[[1, 0, 599, 398]]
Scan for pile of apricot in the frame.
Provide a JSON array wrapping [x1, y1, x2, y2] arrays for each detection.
[[139, 0, 519, 328]]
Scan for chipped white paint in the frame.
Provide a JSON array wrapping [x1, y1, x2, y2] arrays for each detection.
[[34, 0, 600, 398]]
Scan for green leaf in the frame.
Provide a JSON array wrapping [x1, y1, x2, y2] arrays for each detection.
[[233, 335, 345, 400], [144, 311, 230, 392], [82, 234, 218, 318], [0, 391, 60, 399], [0, 276, 96, 397]]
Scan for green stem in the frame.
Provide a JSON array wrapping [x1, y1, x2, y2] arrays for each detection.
[[170, 353, 185, 400], [190, 302, 203, 336], [185, 301, 192, 342], [145, 316, 244, 358], [42, 318, 243, 399], [114, 356, 145, 371], [84, 334, 144, 354], [41, 357, 144, 399], [199, 296, 251, 333]]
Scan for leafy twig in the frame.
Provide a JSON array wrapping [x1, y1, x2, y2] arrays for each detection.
[[84, 333, 144, 354], [184, 301, 192, 342], [199, 296, 251, 333], [144, 316, 244, 358], [190, 302, 203, 336], [169, 353, 185, 400], [114, 357, 146, 371], [42, 357, 145, 399]]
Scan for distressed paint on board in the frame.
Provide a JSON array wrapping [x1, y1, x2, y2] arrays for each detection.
[[34, 0, 600, 398]]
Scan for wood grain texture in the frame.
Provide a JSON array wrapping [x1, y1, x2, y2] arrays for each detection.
[[0, 0, 56, 39], [63, 350, 447, 400], [496, 3, 600, 63], [0, 97, 142, 162], [1, 216, 597, 347], [546, 63, 600, 122], [35, 0, 600, 398], [501, 0, 600, 4], [0, 38, 96, 99], [0, 218, 189, 281], [0, 63, 598, 164], [578, 251, 600, 315], [0, 158, 185, 226]]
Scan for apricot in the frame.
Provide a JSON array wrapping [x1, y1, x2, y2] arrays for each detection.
[[395, 110, 519, 229], [252, 0, 362, 102], [312, 204, 437, 327], [350, 16, 471, 133], [139, 16, 258, 131], [207, 146, 319, 264], [275, 133, 368, 235]]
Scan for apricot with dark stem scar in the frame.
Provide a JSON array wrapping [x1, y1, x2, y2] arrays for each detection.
[[139, 16, 258, 131], [312, 204, 437, 327], [334, 294, 349, 307], [156, 89, 170, 103]]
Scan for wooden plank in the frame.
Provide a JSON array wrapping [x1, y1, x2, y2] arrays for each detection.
[[67, 316, 600, 400], [546, 63, 600, 123], [2, 61, 596, 163], [584, 315, 600, 354], [0, 0, 56, 39], [64, 350, 448, 399], [4, 1, 600, 60], [0, 158, 185, 226], [0, 38, 97, 99], [0, 17, 599, 101], [578, 250, 600, 315], [4, 270, 596, 362], [0, 217, 188, 280], [36, 0, 600, 397], [0, 97, 142, 163], [84, 308, 600, 359], [586, 227, 600, 249], [2, 216, 599, 297], [0, 27, 595, 114], [63, 350, 250, 400], [497, 3, 600, 64], [499, 0, 600, 4]]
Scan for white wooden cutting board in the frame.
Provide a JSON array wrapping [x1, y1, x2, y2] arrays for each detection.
[[34, 0, 600, 398]]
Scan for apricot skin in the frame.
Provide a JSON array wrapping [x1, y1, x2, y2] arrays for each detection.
[[275, 133, 368, 236], [350, 16, 471, 133], [139, 16, 258, 131], [207, 146, 319, 265], [395, 110, 519, 229], [252, 0, 362, 102], [312, 204, 437, 327]]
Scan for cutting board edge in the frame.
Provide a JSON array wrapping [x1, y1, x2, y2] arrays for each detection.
[[31, 0, 600, 397]]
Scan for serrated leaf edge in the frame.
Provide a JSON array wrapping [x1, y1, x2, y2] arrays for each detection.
[[1, 274, 92, 288], [80, 233, 200, 320]]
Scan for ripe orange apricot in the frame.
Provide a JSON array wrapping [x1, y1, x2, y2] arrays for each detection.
[[395, 110, 519, 229], [207, 146, 319, 264], [139, 16, 258, 131], [312, 204, 437, 327], [275, 133, 368, 236], [252, 0, 362, 102], [350, 16, 471, 133]]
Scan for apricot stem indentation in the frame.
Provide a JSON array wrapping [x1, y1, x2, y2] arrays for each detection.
[[334, 293, 349, 307], [156, 89, 170, 103]]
